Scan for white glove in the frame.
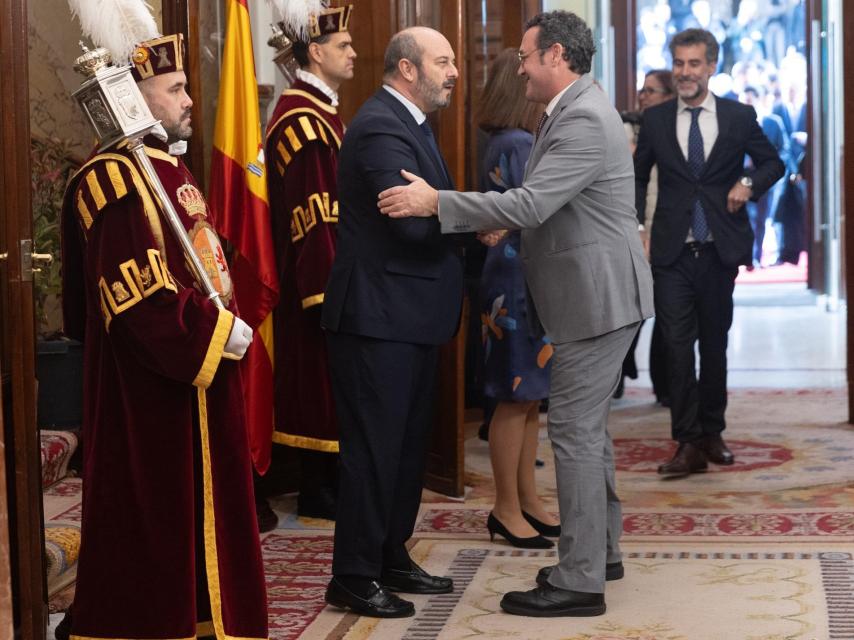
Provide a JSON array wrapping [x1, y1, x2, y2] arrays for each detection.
[[223, 316, 253, 360]]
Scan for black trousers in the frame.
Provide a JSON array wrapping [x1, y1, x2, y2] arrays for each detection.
[[326, 331, 438, 578], [648, 319, 669, 403], [653, 243, 737, 442]]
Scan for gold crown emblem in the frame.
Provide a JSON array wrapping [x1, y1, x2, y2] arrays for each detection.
[[176, 183, 207, 218]]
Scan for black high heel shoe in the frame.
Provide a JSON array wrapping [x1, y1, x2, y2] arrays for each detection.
[[522, 511, 561, 537], [487, 512, 554, 549]]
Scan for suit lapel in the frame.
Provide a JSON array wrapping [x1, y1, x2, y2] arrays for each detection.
[[374, 89, 452, 189], [701, 95, 731, 175], [661, 100, 702, 181], [663, 100, 691, 174], [525, 74, 594, 179]]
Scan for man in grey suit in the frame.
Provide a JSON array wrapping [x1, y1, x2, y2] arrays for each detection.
[[378, 11, 653, 617]]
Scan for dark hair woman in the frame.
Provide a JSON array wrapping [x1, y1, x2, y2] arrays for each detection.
[[477, 48, 557, 549]]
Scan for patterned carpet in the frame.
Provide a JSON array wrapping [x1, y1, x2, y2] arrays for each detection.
[[43, 388, 854, 639], [320, 540, 851, 640]]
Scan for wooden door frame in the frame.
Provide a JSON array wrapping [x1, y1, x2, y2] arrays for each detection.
[[805, 0, 824, 293], [0, 0, 46, 636], [611, 0, 636, 113], [424, 0, 468, 497], [162, 0, 205, 189], [0, 364, 14, 640]]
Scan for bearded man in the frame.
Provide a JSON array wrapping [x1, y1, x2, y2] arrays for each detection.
[[59, 33, 267, 640]]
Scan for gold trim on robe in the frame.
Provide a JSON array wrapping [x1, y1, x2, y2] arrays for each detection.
[[72, 154, 168, 261], [272, 431, 340, 453], [193, 307, 234, 389], [268, 108, 342, 151], [197, 389, 269, 640], [280, 88, 338, 114], [301, 293, 325, 309]]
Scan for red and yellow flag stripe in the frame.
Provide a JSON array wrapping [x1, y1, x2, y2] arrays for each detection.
[[209, 0, 279, 474]]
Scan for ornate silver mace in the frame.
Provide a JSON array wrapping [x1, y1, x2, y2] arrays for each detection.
[[71, 44, 226, 314]]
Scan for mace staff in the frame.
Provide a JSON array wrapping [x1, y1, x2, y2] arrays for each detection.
[[71, 44, 225, 313]]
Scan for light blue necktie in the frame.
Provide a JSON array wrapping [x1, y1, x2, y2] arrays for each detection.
[[687, 107, 709, 243]]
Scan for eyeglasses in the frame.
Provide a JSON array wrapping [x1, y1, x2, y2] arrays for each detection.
[[517, 48, 546, 62], [638, 87, 670, 95]]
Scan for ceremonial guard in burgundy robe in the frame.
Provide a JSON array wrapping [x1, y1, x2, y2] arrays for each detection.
[[60, 32, 267, 640], [265, 4, 354, 519]]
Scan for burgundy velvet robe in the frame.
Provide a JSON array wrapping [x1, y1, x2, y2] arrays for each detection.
[[61, 136, 268, 639], [266, 80, 344, 452]]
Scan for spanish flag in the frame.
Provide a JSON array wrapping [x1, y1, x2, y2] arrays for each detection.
[[208, 0, 279, 474]]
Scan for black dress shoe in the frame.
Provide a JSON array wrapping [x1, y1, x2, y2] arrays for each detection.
[[54, 611, 72, 640], [500, 584, 605, 617], [487, 512, 554, 549], [381, 561, 453, 594], [657, 442, 708, 477], [536, 561, 624, 588], [297, 487, 337, 520], [255, 498, 278, 533], [698, 433, 735, 465], [522, 511, 561, 537], [325, 577, 415, 618], [478, 422, 490, 441]]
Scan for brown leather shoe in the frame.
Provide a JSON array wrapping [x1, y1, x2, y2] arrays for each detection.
[[657, 442, 708, 477], [699, 434, 735, 465]]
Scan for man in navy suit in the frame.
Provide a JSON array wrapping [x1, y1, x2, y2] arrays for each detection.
[[321, 26, 464, 618], [634, 29, 784, 477]]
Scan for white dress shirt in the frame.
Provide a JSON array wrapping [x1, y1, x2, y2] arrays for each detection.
[[544, 78, 577, 116], [382, 84, 426, 124]]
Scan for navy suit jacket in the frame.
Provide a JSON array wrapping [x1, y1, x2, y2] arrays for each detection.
[[322, 88, 464, 345], [635, 95, 785, 268]]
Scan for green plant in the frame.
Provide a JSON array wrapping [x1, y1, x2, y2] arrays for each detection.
[[31, 137, 77, 338]]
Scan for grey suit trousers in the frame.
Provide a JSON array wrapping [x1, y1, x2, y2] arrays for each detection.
[[547, 322, 639, 593]]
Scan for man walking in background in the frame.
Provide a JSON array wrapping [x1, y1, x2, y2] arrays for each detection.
[[634, 29, 784, 478]]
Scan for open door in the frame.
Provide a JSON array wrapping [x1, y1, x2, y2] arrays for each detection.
[[1, 0, 47, 636]]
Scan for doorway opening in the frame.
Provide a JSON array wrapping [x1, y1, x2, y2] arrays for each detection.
[[637, 0, 809, 286]]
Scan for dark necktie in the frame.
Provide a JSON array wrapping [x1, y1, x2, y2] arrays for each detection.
[[535, 112, 549, 140], [687, 107, 709, 242], [419, 121, 449, 183]]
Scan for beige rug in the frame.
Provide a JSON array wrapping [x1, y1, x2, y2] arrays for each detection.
[[306, 539, 850, 640]]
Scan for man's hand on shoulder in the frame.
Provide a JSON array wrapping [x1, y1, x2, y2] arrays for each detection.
[[378, 170, 438, 218], [726, 182, 752, 213]]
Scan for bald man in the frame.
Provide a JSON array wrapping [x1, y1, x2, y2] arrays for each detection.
[[322, 27, 463, 618]]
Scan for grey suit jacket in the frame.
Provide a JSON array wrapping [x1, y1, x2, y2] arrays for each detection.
[[439, 74, 653, 343]]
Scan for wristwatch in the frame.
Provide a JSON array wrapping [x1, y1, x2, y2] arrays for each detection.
[[739, 176, 754, 189]]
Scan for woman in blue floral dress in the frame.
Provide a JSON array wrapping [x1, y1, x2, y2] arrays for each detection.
[[478, 49, 557, 548]]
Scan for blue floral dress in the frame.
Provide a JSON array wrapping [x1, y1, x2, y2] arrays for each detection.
[[479, 128, 552, 402]]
